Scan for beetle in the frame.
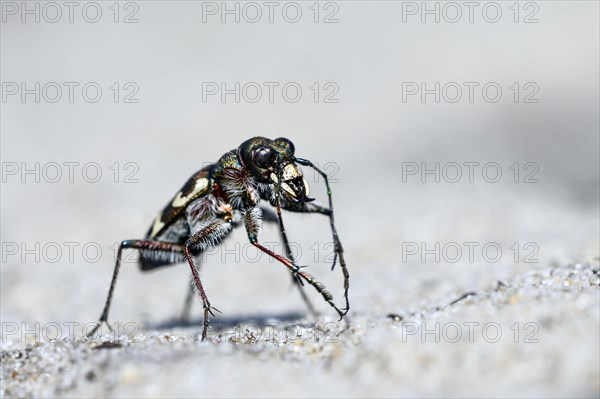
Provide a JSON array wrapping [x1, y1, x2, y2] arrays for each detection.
[[88, 137, 349, 341]]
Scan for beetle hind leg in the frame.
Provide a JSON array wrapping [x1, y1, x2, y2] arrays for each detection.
[[88, 239, 185, 338]]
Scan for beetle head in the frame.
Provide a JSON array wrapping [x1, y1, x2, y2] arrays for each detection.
[[238, 137, 312, 204]]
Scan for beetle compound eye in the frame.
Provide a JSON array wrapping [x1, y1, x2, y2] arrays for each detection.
[[254, 147, 277, 168], [274, 137, 295, 156]]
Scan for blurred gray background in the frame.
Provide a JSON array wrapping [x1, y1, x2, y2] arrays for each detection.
[[1, 1, 599, 397]]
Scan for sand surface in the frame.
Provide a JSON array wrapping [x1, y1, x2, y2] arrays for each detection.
[[1, 2, 599, 397]]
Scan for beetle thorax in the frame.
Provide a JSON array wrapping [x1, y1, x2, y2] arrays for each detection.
[[217, 168, 261, 211]]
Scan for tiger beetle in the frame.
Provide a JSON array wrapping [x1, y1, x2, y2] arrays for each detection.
[[88, 137, 349, 341]]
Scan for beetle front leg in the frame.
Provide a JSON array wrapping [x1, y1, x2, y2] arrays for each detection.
[[244, 208, 345, 319], [292, 158, 350, 316], [261, 206, 317, 316], [184, 219, 233, 341]]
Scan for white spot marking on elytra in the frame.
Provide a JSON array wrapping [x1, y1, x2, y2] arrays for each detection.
[[171, 178, 209, 208], [150, 214, 165, 237]]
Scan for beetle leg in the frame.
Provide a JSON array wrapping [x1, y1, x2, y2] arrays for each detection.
[[261, 206, 317, 316], [294, 158, 350, 316], [244, 208, 345, 319], [88, 240, 184, 338], [184, 219, 232, 341]]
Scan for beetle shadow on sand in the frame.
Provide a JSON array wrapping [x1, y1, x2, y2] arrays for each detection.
[[147, 311, 309, 330]]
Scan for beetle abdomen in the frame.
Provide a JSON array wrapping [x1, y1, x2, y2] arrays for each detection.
[[138, 217, 189, 271]]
